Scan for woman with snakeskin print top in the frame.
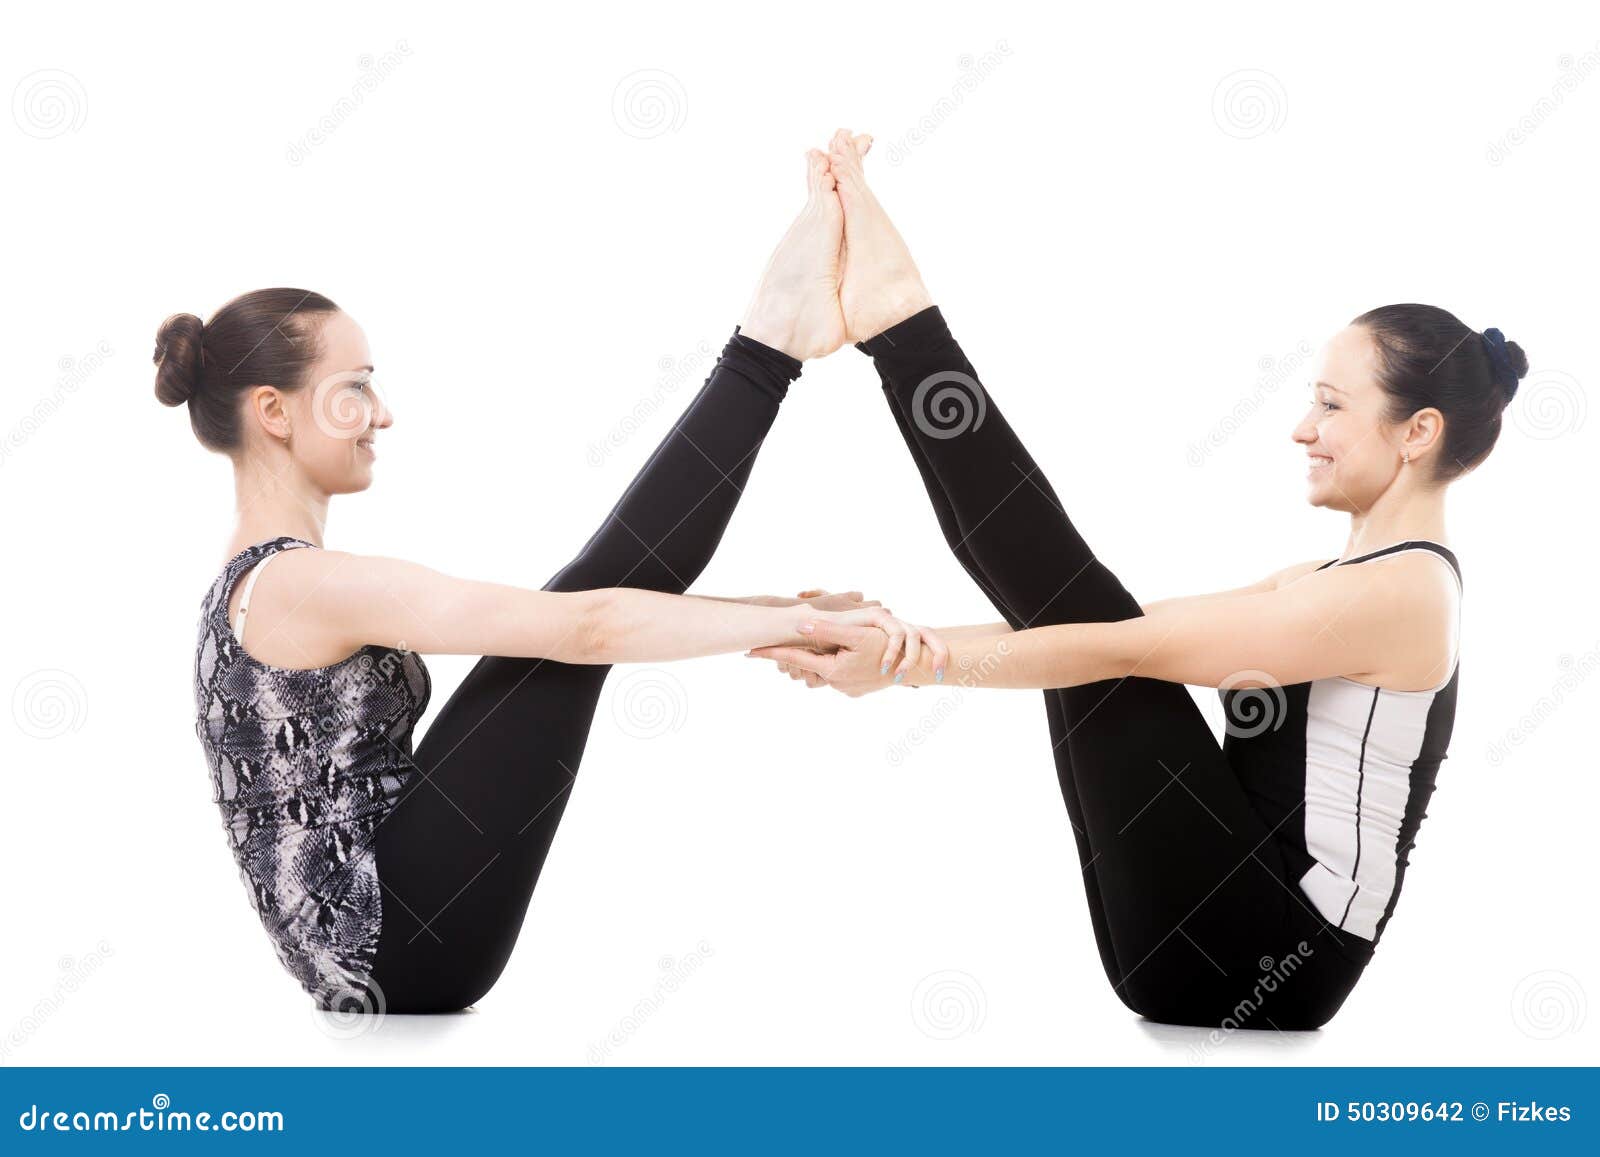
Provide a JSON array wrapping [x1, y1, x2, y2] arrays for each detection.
[[194, 537, 433, 1006], [162, 144, 942, 1011]]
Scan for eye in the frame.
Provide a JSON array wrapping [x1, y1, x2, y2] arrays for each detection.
[[1320, 400, 1339, 412]]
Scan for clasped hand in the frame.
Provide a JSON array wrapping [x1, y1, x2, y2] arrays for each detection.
[[753, 589, 948, 696]]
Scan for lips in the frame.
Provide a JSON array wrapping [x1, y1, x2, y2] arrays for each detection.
[[1307, 454, 1332, 470]]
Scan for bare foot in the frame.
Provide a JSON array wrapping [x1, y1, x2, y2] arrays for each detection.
[[827, 128, 934, 344], [739, 149, 846, 361]]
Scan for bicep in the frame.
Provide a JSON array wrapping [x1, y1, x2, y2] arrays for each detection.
[[1115, 568, 1413, 688], [1136, 559, 1329, 615], [307, 553, 599, 660]]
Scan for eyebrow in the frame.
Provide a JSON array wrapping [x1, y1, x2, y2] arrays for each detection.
[[1313, 380, 1347, 394]]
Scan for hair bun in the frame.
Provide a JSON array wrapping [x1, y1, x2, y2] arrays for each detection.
[[153, 312, 205, 406], [1501, 338, 1529, 404], [1480, 327, 1528, 405]]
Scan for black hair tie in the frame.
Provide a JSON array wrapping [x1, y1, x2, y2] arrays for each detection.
[[1480, 327, 1515, 395]]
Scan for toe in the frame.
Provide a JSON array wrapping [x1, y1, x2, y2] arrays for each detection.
[[830, 127, 855, 156], [853, 133, 873, 157], [805, 148, 826, 193]]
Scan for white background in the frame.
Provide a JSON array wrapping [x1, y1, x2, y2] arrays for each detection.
[[3, 1, 1595, 1067]]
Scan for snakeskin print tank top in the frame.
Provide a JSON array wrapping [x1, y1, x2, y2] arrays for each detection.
[[193, 537, 431, 1007]]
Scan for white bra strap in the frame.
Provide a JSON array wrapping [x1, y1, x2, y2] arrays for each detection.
[[233, 553, 279, 645]]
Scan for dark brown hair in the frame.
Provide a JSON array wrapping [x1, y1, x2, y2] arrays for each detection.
[[154, 288, 340, 451], [1352, 304, 1528, 482]]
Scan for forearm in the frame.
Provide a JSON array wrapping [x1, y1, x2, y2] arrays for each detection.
[[896, 621, 1130, 690], [687, 593, 805, 608], [584, 588, 812, 664], [934, 621, 1012, 641]]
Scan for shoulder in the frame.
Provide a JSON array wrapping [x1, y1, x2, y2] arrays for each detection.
[[227, 546, 384, 623], [262, 548, 431, 609], [1284, 551, 1459, 647], [1349, 546, 1461, 608]]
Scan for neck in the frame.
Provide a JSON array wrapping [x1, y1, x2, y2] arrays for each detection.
[[1344, 473, 1448, 559], [231, 448, 329, 551]]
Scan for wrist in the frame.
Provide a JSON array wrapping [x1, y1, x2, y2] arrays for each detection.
[[788, 606, 824, 645]]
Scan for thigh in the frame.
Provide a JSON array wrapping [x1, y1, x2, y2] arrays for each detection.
[[1057, 670, 1302, 1020], [368, 654, 606, 1012]]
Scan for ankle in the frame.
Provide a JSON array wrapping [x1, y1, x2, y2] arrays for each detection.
[[849, 282, 933, 343], [738, 313, 803, 361]]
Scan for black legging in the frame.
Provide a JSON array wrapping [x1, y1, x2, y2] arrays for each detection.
[[859, 307, 1373, 1029], [365, 331, 799, 1013]]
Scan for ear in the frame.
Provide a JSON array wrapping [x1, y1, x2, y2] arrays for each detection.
[[1402, 406, 1444, 462], [249, 385, 292, 443]]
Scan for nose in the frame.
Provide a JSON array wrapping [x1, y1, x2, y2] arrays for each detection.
[[1290, 404, 1318, 445], [371, 386, 394, 430]]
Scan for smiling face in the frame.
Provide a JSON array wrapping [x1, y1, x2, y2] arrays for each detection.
[[247, 310, 393, 495], [1292, 325, 1418, 512]]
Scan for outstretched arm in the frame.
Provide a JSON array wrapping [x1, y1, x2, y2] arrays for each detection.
[[753, 558, 1456, 695], [241, 549, 936, 668]]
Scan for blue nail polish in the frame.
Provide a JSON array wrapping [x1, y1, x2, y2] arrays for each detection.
[[893, 672, 904, 684], [935, 669, 944, 683], [880, 664, 890, 676]]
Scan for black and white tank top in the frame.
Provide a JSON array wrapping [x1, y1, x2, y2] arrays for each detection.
[[193, 537, 431, 1006], [1221, 540, 1462, 946]]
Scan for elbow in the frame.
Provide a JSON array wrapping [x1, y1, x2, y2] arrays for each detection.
[[1091, 621, 1145, 683], [566, 589, 623, 664]]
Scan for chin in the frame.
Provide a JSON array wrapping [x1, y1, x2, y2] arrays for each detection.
[[330, 470, 376, 496], [1306, 485, 1355, 514]]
